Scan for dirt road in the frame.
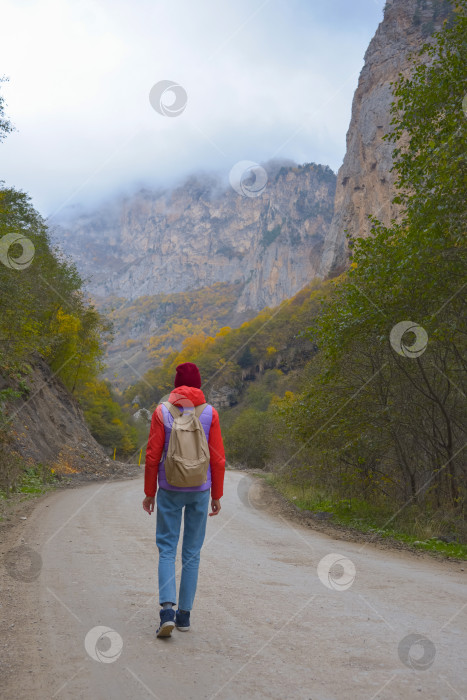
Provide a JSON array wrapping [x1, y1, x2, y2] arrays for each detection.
[[1, 472, 466, 700]]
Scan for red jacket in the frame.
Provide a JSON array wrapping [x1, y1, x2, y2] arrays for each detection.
[[144, 386, 226, 500]]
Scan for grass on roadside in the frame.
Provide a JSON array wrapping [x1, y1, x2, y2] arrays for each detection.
[[265, 474, 467, 560], [0, 465, 60, 503]]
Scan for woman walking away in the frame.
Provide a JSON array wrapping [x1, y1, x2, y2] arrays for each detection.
[[142, 362, 226, 638]]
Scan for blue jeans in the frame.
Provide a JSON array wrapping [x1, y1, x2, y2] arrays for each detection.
[[156, 487, 210, 611]]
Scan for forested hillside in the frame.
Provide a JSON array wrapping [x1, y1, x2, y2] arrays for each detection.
[[125, 278, 332, 410], [0, 87, 142, 491], [0, 183, 142, 486], [101, 281, 250, 385]]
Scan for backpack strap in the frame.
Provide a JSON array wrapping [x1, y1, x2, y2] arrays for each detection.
[[194, 403, 208, 417], [162, 401, 182, 419], [163, 401, 208, 419]]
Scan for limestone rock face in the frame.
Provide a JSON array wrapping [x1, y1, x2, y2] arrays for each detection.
[[57, 161, 336, 313], [320, 0, 451, 277]]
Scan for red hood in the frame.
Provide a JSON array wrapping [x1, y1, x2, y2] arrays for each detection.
[[168, 386, 206, 407]]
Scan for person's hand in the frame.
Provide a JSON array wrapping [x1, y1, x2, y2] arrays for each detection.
[[209, 498, 221, 516], [142, 496, 155, 514]]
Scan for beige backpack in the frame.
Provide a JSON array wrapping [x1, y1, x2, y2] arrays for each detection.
[[162, 402, 210, 487]]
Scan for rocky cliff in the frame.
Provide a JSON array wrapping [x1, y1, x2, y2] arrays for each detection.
[[320, 0, 452, 276], [56, 161, 336, 314]]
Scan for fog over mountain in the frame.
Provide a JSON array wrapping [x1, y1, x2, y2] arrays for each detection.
[[0, 0, 384, 215]]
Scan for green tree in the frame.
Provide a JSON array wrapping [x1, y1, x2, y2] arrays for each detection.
[[80, 380, 138, 457], [224, 409, 272, 468]]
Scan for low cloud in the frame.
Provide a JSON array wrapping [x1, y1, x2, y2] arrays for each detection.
[[0, 0, 383, 216]]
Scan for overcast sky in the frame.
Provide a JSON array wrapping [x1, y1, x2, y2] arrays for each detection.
[[0, 0, 384, 218]]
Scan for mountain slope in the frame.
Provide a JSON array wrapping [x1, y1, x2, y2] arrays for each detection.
[[103, 281, 249, 386], [320, 0, 452, 276]]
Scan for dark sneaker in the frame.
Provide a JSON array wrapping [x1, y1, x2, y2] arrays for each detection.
[[156, 608, 175, 638], [175, 609, 190, 631]]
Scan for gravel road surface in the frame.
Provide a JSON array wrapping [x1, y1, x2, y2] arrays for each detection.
[[1, 472, 466, 700]]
